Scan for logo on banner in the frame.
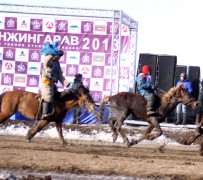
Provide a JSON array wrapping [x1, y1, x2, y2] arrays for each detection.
[[16, 62, 26, 73], [94, 81, 100, 88], [15, 76, 26, 83], [81, 67, 90, 75], [0, 19, 4, 29], [19, 51, 26, 58], [94, 67, 102, 77], [3, 87, 11, 92], [95, 25, 105, 32], [46, 21, 54, 29], [7, 18, 15, 28], [20, 20, 27, 28], [32, 20, 41, 30], [5, 62, 12, 70], [27, 75, 39, 87], [84, 23, 91, 32], [2, 74, 13, 85], [5, 49, 14, 59], [81, 54, 91, 63], [92, 92, 100, 102], [68, 20, 81, 33], [58, 21, 66, 31], [30, 51, 40, 61], [83, 78, 90, 87], [67, 65, 77, 76], [31, 19, 42, 31], [93, 55, 104, 62]]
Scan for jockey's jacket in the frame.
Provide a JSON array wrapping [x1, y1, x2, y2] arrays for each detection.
[[176, 79, 193, 95], [136, 74, 156, 96]]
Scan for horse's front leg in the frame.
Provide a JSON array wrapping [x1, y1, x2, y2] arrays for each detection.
[[108, 117, 119, 143], [182, 126, 203, 145], [26, 120, 49, 142], [116, 117, 130, 144], [127, 123, 154, 147], [145, 117, 162, 140], [55, 121, 67, 145]]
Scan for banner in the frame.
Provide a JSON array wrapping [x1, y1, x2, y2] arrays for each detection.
[[0, 15, 131, 104]]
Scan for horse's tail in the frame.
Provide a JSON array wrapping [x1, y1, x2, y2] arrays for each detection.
[[97, 96, 111, 122], [0, 92, 6, 106], [99, 96, 111, 111]]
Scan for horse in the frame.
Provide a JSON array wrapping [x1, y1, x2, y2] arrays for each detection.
[[182, 117, 203, 155], [0, 86, 95, 145], [98, 84, 198, 147]]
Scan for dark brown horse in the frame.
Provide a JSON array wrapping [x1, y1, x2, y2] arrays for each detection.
[[0, 86, 95, 145], [182, 118, 203, 155], [98, 85, 198, 147]]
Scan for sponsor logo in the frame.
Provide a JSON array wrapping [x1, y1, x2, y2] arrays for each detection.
[[32, 20, 41, 29], [46, 21, 54, 29], [15, 76, 26, 83], [81, 67, 89, 75], [28, 66, 39, 71], [7, 18, 15, 28], [20, 20, 27, 28], [69, 25, 79, 29], [5, 62, 12, 70], [95, 25, 105, 32], [93, 55, 104, 62]]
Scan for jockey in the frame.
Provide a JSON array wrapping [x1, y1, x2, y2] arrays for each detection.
[[40, 40, 70, 119], [71, 73, 84, 124], [136, 65, 157, 116], [196, 79, 203, 125]]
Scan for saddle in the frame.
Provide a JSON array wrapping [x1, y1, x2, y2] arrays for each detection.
[[35, 95, 55, 120]]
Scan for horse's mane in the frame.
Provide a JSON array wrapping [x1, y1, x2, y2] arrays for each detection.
[[57, 86, 90, 102], [56, 89, 77, 102], [161, 86, 179, 104]]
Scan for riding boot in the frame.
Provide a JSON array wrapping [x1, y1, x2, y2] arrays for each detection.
[[181, 113, 187, 125], [175, 113, 182, 125], [41, 101, 53, 119], [146, 100, 156, 116]]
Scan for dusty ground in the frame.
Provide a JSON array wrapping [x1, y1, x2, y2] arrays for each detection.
[[1, 120, 203, 180]]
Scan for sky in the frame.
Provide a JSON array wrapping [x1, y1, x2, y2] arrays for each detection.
[[0, 0, 203, 77]]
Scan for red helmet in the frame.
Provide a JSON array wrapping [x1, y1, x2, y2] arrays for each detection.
[[142, 65, 151, 75]]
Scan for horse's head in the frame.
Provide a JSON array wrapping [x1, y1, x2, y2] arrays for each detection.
[[75, 86, 96, 113], [174, 84, 198, 110]]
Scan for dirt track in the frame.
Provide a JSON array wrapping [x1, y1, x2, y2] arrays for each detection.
[[1, 120, 203, 180]]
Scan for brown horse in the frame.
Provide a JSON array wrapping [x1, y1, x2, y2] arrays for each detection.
[[0, 86, 95, 145], [98, 85, 198, 147], [182, 118, 203, 155]]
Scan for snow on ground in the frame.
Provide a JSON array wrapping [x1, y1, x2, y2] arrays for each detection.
[[0, 121, 198, 148]]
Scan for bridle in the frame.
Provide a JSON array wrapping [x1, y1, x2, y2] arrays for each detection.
[[69, 88, 95, 112]]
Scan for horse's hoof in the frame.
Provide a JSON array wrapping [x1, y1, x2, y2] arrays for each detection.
[[199, 150, 203, 156], [113, 136, 118, 143], [60, 141, 67, 146], [127, 140, 137, 147], [26, 138, 31, 143]]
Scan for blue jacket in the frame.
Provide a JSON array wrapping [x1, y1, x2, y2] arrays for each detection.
[[136, 75, 155, 96], [176, 79, 193, 94]]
